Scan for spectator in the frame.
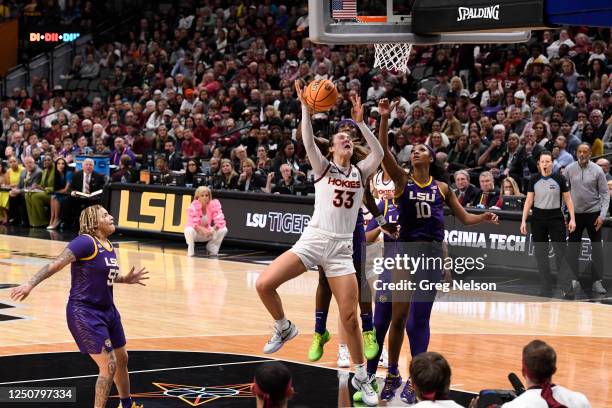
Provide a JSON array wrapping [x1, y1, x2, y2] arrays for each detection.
[[552, 135, 574, 173], [472, 171, 499, 208], [409, 352, 462, 407], [478, 124, 507, 169], [111, 155, 138, 183], [164, 140, 184, 171], [448, 134, 476, 172], [9, 156, 41, 226], [453, 169, 480, 207], [264, 163, 298, 194], [184, 159, 200, 186], [181, 129, 206, 159], [251, 362, 294, 408], [492, 177, 524, 209], [500, 340, 590, 407], [79, 54, 100, 79], [238, 158, 266, 192], [440, 105, 462, 141], [565, 143, 609, 295], [596, 158, 612, 181], [47, 157, 72, 230], [68, 158, 105, 225], [255, 145, 272, 173], [184, 186, 227, 256], [110, 136, 136, 167], [25, 154, 55, 227], [0, 161, 9, 223], [214, 158, 239, 190]]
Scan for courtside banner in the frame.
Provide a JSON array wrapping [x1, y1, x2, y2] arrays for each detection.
[[107, 184, 612, 278]]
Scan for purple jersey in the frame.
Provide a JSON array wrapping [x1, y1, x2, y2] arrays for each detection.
[[398, 177, 445, 242], [366, 199, 400, 243], [67, 234, 119, 309]]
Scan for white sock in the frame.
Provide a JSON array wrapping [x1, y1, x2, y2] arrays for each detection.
[[355, 363, 367, 382], [339, 343, 347, 350], [275, 317, 289, 331]]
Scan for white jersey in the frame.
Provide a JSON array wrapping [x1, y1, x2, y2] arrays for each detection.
[[372, 169, 396, 201], [308, 161, 364, 237], [502, 386, 591, 408]]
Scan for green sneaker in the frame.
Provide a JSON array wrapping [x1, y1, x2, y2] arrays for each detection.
[[352, 374, 379, 402], [308, 330, 330, 362], [362, 328, 379, 360]]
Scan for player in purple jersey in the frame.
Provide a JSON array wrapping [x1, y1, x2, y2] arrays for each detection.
[[377, 99, 498, 403], [11, 205, 148, 408]]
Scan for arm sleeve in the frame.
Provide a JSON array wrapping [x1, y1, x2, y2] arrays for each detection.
[[364, 201, 386, 232], [300, 105, 328, 176], [356, 121, 384, 178], [527, 174, 537, 193], [558, 174, 570, 193], [67, 235, 96, 260]]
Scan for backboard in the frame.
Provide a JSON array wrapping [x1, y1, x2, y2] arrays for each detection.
[[310, 0, 534, 45]]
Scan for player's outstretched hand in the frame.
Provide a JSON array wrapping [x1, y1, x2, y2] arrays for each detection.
[[380, 223, 399, 240], [294, 80, 307, 105], [123, 266, 149, 286], [378, 98, 398, 117], [10, 284, 33, 302], [350, 94, 364, 123], [482, 212, 499, 224]]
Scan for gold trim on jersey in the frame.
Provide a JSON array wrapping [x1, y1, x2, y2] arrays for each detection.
[[413, 176, 433, 188], [79, 234, 98, 261], [94, 236, 114, 252]]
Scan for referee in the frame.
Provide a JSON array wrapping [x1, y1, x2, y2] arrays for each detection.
[[521, 151, 576, 297], [564, 143, 610, 295]]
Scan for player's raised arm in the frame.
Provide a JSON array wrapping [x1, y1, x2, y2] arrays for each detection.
[[353, 95, 383, 178], [295, 80, 328, 176], [377, 98, 408, 190], [10, 247, 76, 301]]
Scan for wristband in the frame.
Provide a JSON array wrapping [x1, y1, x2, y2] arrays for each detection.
[[375, 215, 387, 227]]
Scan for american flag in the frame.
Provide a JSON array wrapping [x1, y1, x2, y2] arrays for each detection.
[[332, 0, 357, 19]]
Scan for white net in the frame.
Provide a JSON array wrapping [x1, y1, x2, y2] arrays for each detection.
[[374, 43, 413, 74]]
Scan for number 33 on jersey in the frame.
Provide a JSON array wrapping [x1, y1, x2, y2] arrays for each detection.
[[308, 162, 364, 236]]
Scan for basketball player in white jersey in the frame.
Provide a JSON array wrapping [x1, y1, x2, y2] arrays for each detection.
[[256, 81, 384, 406]]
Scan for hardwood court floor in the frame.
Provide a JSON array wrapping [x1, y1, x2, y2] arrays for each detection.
[[0, 235, 610, 406]]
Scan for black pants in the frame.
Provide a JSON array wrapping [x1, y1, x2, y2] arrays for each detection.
[[530, 217, 568, 292], [8, 194, 28, 226], [567, 212, 603, 282]]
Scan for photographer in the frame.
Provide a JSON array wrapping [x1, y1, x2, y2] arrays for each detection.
[[502, 340, 590, 407]]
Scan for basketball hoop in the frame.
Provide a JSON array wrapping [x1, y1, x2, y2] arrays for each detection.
[[374, 43, 413, 74]]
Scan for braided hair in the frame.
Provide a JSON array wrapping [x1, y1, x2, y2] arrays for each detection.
[[79, 205, 103, 236]]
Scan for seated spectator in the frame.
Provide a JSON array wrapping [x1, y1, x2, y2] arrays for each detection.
[[25, 154, 55, 227], [68, 158, 105, 225], [181, 128, 206, 159], [492, 177, 524, 209], [58, 137, 77, 163], [428, 132, 447, 154], [184, 158, 200, 186], [273, 140, 304, 182], [251, 362, 294, 408], [74, 135, 93, 156], [213, 158, 239, 190], [501, 340, 590, 407], [392, 132, 412, 166], [410, 352, 462, 407], [552, 135, 574, 173], [232, 144, 249, 172], [510, 130, 543, 191], [448, 134, 476, 172], [48, 158, 72, 230], [238, 158, 266, 192], [468, 130, 487, 166], [0, 161, 9, 224], [472, 171, 499, 208], [111, 154, 138, 183], [264, 164, 299, 195], [596, 158, 612, 181], [164, 139, 184, 171], [110, 136, 136, 167], [441, 105, 462, 141], [93, 138, 111, 156], [453, 170, 480, 207], [478, 124, 507, 169], [153, 156, 171, 182], [206, 157, 220, 176], [9, 157, 41, 226], [184, 186, 227, 256]]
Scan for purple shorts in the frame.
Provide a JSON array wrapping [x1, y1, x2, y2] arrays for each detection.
[[66, 301, 126, 354]]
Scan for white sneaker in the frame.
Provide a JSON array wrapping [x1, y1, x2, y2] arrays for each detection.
[[352, 373, 379, 406], [572, 280, 581, 293], [378, 347, 388, 368], [337, 345, 350, 368], [263, 321, 298, 354], [592, 280, 607, 294], [187, 244, 195, 257]]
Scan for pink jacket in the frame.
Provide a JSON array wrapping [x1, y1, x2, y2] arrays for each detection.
[[185, 199, 226, 230]]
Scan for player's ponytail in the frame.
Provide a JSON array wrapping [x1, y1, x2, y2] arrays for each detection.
[[79, 205, 103, 236], [251, 362, 293, 408]]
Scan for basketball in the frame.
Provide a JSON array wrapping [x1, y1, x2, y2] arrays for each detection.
[[304, 79, 338, 112]]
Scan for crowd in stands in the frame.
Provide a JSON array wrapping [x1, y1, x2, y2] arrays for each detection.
[[0, 0, 611, 229]]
